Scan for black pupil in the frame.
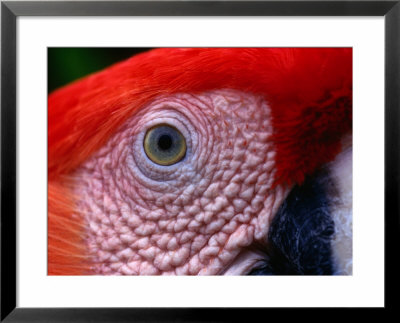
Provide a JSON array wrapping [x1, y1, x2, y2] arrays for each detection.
[[158, 134, 173, 151]]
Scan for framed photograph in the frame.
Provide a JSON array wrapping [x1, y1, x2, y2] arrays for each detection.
[[1, 0, 398, 321]]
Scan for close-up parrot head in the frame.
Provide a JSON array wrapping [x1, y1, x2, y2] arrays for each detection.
[[48, 48, 352, 276]]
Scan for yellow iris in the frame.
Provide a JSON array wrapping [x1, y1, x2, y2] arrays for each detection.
[[143, 124, 186, 166]]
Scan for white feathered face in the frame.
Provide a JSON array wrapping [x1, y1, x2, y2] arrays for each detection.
[[74, 89, 352, 275]]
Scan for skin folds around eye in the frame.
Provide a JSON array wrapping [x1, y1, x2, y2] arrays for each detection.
[[48, 48, 352, 275], [76, 90, 288, 275]]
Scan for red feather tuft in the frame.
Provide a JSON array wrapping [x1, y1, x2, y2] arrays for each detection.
[[48, 180, 92, 275]]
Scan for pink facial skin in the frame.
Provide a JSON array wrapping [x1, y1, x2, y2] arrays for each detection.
[[75, 89, 290, 275]]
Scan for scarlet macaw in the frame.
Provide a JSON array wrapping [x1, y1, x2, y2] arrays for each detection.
[[48, 48, 352, 275]]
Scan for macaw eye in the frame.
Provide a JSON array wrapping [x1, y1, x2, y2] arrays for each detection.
[[143, 124, 186, 166]]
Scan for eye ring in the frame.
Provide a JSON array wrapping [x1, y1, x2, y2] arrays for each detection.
[[143, 124, 187, 166]]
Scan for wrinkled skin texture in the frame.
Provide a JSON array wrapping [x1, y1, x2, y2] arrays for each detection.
[[76, 90, 289, 275]]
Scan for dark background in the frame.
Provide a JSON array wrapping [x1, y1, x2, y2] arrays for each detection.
[[48, 48, 153, 93]]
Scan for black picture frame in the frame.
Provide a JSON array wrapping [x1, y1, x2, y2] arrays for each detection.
[[1, 0, 399, 321]]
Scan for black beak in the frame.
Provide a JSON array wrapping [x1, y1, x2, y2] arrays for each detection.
[[248, 148, 352, 275]]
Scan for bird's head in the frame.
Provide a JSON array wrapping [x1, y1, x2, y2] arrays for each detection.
[[48, 48, 352, 275]]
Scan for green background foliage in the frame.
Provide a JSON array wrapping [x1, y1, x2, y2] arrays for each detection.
[[48, 48, 152, 93]]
